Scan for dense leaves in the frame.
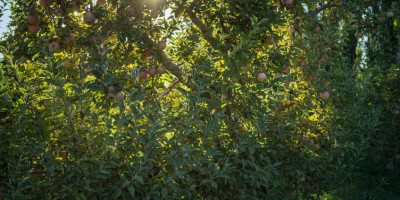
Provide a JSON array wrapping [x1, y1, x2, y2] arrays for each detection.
[[1, 0, 400, 199]]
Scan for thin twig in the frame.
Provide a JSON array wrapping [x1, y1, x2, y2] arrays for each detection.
[[161, 79, 181, 97]]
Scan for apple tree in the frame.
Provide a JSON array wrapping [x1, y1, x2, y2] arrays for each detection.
[[0, 0, 399, 199]]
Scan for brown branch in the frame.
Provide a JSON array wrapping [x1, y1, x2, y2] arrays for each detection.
[[161, 79, 181, 96], [184, 1, 217, 43], [160, 52, 183, 78], [138, 31, 183, 78], [307, 2, 336, 16]]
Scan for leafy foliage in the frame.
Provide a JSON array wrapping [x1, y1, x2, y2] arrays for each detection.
[[0, 0, 399, 199]]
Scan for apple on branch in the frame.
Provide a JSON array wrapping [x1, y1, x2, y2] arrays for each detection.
[[320, 91, 330, 100], [257, 73, 266, 82], [315, 26, 322, 34], [282, 65, 290, 74], [126, 6, 136, 17], [84, 12, 96, 24], [27, 15, 39, 24], [114, 92, 124, 103], [147, 68, 157, 77], [28, 25, 40, 34], [39, 0, 50, 8], [108, 86, 116, 94], [49, 41, 60, 51], [139, 71, 148, 79]]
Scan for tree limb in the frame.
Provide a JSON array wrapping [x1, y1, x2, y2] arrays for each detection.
[[161, 79, 181, 96], [160, 52, 183, 78], [138, 30, 183, 78], [184, 1, 217, 44], [307, 1, 336, 16]]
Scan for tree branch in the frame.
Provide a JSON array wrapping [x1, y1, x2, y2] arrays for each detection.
[[184, 1, 217, 43], [138, 31, 183, 78], [160, 52, 183, 78], [161, 79, 181, 96], [307, 1, 336, 16]]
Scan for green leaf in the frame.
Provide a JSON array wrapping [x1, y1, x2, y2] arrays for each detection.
[[127, 185, 135, 197], [135, 176, 144, 184]]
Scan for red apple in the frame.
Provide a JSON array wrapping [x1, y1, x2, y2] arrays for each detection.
[[49, 41, 60, 51], [157, 41, 166, 50], [39, 0, 50, 8], [83, 12, 96, 24], [257, 73, 267, 82], [1, 118, 6, 123], [363, 19, 371, 25], [274, 73, 283, 78], [145, 48, 153, 57], [139, 71, 148, 79], [355, 32, 363, 38], [126, 6, 135, 17], [115, 92, 124, 103], [320, 91, 330, 100], [300, 120, 308, 126], [319, 58, 327, 63], [301, 61, 308, 66], [27, 15, 39, 24], [377, 16, 385, 23], [282, 65, 290, 74], [285, 0, 294, 8], [28, 25, 40, 34], [289, 27, 296, 35], [371, 29, 377, 35], [147, 68, 157, 77], [387, 59, 393, 64], [387, 11, 394, 18], [108, 86, 116, 93], [315, 26, 322, 33], [97, 0, 106, 5]]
